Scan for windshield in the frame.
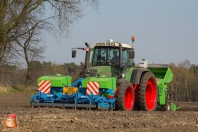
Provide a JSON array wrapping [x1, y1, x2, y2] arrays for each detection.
[[92, 47, 119, 66]]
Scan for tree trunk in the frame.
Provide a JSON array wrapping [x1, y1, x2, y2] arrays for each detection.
[[25, 66, 31, 87], [0, 1, 6, 62]]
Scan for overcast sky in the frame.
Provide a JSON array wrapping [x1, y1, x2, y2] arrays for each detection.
[[43, 0, 198, 65]]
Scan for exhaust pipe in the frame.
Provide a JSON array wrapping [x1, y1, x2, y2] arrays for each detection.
[[85, 42, 90, 69], [118, 43, 123, 79]]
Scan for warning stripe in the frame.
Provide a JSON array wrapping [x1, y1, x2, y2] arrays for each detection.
[[40, 81, 51, 94], [39, 80, 51, 94], [89, 82, 98, 95], [40, 82, 50, 93], [87, 84, 97, 95], [86, 88, 91, 95], [86, 82, 99, 95]]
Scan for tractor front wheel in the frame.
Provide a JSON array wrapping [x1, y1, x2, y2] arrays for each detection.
[[138, 72, 157, 111], [116, 81, 134, 111]]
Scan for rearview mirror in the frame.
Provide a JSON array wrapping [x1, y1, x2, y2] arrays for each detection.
[[72, 50, 76, 58], [129, 51, 135, 58]]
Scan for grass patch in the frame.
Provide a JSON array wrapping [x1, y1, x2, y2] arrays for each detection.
[[0, 85, 37, 94], [12, 86, 24, 92], [0, 86, 13, 93]]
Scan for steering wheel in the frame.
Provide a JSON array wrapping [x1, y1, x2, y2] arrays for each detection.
[[96, 60, 106, 65], [109, 61, 118, 67]]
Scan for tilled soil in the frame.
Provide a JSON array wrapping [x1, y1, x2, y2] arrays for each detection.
[[0, 94, 198, 132]]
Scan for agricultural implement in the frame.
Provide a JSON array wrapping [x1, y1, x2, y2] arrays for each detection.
[[30, 36, 179, 111]]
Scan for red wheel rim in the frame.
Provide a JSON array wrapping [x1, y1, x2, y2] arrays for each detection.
[[124, 86, 134, 110], [145, 78, 157, 111]]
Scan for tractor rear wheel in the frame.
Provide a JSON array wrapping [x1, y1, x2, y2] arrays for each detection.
[[116, 81, 134, 111], [138, 72, 157, 111]]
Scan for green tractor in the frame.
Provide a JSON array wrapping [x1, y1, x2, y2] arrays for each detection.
[[71, 36, 179, 111], [31, 36, 179, 111]]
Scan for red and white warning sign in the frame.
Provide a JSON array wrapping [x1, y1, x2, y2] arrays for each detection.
[[86, 82, 99, 95], [39, 80, 51, 94]]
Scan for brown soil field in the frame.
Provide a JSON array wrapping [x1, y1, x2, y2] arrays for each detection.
[[0, 94, 198, 132]]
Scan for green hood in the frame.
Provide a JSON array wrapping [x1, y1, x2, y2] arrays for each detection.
[[82, 76, 116, 91], [85, 66, 112, 77], [37, 74, 72, 87], [82, 66, 116, 91]]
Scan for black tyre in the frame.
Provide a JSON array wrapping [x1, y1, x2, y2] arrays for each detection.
[[139, 72, 158, 111], [116, 81, 135, 111]]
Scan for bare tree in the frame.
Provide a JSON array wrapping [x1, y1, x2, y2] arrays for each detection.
[[14, 22, 45, 87], [169, 59, 198, 102], [0, 0, 99, 62]]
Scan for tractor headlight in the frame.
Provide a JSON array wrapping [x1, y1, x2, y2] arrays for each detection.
[[106, 43, 110, 46], [101, 43, 105, 46], [111, 43, 115, 46], [96, 43, 101, 46], [121, 73, 126, 78], [96, 43, 105, 46]]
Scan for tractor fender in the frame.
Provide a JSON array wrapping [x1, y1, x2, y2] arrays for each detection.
[[130, 69, 149, 84]]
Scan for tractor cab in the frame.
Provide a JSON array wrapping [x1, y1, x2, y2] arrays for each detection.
[[90, 41, 135, 78], [72, 37, 135, 81]]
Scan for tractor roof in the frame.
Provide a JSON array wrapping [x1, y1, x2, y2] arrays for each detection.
[[93, 42, 134, 49]]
